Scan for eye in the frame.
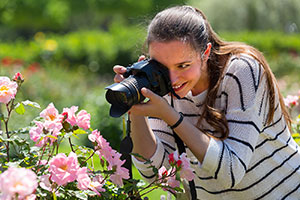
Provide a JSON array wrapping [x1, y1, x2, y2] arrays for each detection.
[[178, 64, 190, 69]]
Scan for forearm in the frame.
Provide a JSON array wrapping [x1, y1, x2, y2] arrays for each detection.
[[130, 114, 157, 161]]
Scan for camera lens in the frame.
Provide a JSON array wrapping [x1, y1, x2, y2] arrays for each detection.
[[107, 90, 128, 105], [105, 75, 149, 117], [105, 59, 171, 117]]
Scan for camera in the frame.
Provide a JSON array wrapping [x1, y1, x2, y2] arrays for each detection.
[[105, 59, 172, 118]]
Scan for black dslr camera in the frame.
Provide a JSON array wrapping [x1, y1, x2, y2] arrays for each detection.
[[105, 59, 172, 117]]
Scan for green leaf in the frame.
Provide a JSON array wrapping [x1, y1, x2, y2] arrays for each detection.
[[46, 135, 58, 140], [152, 167, 158, 175], [173, 187, 184, 192], [72, 133, 80, 139], [0, 135, 4, 142], [176, 172, 181, 180], [73, 129, 87, 135], [11, 135, 27, 145], [22, 100, 41, 109], [73, 191, 88, 200], [0, 113, 4, 121], [130, 152, 151, 163], [15, 103, 25, 115]]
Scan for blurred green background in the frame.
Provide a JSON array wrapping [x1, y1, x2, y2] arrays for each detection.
[[0, 0, 300, 199]]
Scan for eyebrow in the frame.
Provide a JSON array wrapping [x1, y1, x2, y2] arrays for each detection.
[[174, 60, 192, 66]]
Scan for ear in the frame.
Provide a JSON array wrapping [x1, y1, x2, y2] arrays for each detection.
[[202, 43, 212, 62]]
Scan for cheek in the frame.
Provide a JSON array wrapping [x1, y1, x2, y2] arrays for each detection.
[[182, 67, 201, 81]]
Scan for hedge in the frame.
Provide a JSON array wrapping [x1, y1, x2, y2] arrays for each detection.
[[0, 29, 299, 75]]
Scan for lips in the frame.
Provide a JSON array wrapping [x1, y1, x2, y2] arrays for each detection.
[[172, 82, 186, 92]]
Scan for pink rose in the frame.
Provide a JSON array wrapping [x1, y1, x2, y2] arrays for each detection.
[[158, 166, 169, 181], [40, 103, 63, 123], [0, 76, 18, 104], [29, 120, 59, 147], [110, 165, 130, 187], [42, 121, 62, 144], [38, 103, 64, 145], [89, 130, 113, 161], [167, 151, 195, 181], [0, 167, 37, 199], [179, 153, 195, 181], [76, 168, 105, 196], [40, 103, 63, 132], [49, 152, 80, 186], [39, 174, 52, 191], [88, 130, 129, 186], [108, 151, 130, 187], [284, 95, 299, 108], [62, 106, 78, 126], [24, 194, 36, 200], [76, 167, 91, 190], [88, 129, 101, 143], [167, 175, 180, 189], [90, 175, 106, 194], [13, 72, 24, 82], [29, 121, 44, 144], [63, 106, 91, 130], [76, 110, 91, 130]]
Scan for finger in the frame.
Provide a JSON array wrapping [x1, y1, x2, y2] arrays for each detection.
[[113, 74, 124, 83], [113, 65, 127, 74], [128, 106, 143, 116], [138, 55, 146, 62], [140, 87, 159, 101]]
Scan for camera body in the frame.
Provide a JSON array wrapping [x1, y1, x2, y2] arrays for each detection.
[[105, 59, 172, 117]]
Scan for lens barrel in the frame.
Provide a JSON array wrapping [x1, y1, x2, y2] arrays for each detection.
[[105, 75, 149, 117], [105, 59, 171, 117]]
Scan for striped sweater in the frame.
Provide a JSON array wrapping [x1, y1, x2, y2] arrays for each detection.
[[132, 54, 300, 200]]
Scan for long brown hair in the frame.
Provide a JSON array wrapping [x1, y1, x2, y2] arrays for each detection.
[[146, 6, 291, 139]]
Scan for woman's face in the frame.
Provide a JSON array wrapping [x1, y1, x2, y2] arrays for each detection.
[[149, 40, 209, 98]]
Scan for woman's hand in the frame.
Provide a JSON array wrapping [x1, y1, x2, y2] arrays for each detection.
[[113, 65, 127, 83], [129, 87, 173, 120], [112, 55, 172, 120], [113, 55, 146, 83]]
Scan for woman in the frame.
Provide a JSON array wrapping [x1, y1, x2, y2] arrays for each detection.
[[113, 5, 300, 200]]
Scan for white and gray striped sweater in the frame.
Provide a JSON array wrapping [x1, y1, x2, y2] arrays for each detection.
[[132, 54, 300, 200]]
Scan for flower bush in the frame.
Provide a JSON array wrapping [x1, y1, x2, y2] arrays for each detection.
[[284, 91, 300, 145], [0, 73, 196, 200]]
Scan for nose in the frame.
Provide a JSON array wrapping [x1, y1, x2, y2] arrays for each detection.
[[169, 70, 179, 85]]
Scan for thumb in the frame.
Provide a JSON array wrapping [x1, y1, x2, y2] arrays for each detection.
[[140, 87, 158, 100]]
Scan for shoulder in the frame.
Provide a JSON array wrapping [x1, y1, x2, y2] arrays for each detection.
[[222, 53, 265, 91], [219, 54, 268, 111], [225, 53, 263, 78]]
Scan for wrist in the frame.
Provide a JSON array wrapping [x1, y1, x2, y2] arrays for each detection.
[[162, 107, 184, 129], [169, 112, 184, 129]]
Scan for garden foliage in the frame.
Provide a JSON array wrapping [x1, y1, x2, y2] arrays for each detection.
[[0, 73, 196, 199], [0, 30, 299, 76]]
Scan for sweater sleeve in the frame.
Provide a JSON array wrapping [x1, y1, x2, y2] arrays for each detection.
[[132, 116, 176, 182], [199, 55, 268, 188]]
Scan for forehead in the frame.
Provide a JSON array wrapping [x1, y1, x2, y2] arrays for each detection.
[[149, 40, 198, 65]]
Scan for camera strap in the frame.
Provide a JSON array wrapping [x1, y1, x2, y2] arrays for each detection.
[[120, 115, 133, 179], [170, 96, 198, 200]]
